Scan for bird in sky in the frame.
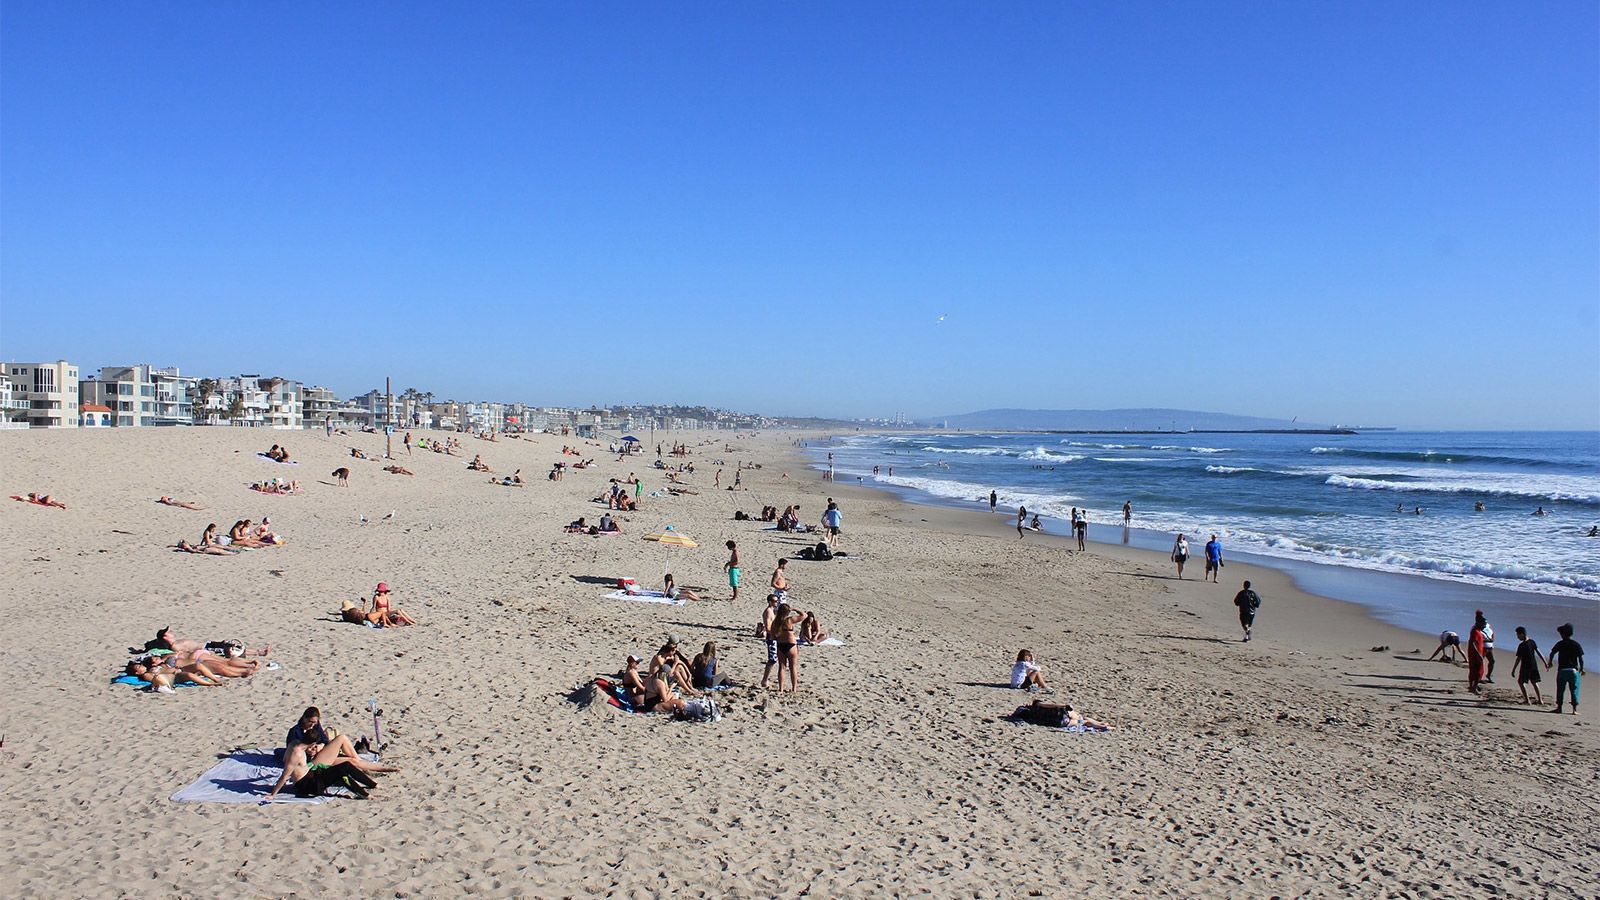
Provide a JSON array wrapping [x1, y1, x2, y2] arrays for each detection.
[[936, 314, 947, 324]]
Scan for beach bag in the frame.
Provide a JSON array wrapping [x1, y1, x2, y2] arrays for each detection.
[[1025, 700, 1072, 728], [205, 640, 243, 658], [797, 546, 815, 560], [813, 542, 833, 561], [678, 697, 719, 723]]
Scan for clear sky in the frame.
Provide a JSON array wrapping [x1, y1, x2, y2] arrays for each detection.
[[2, 3, 1596, 428]]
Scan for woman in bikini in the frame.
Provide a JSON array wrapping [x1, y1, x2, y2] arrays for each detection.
[[768, 603, 803, 692], [798, 611, 829, 645], [662, 574, 702, 602], [642, 666, 688, 715], [622, 655, 648, 709], [264, 741, 380, 801], [371, 583, 417, 626]]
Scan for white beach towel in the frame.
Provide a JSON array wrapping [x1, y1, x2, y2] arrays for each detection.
[[602, 589, 686, 606], [172, 749, 324, 804], [805, 637, 845, 647], [256, 454, 300, 465]]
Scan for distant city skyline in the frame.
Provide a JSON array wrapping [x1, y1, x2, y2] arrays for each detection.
[[2, 4, 1596, 429]]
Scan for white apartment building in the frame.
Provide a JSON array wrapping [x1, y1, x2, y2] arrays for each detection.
[[200, 376, 303, 428], [2, 360, 80, 428], [78, 364, 195, 427], [465, 401, 505, 434], [0, 372, 28, 429]]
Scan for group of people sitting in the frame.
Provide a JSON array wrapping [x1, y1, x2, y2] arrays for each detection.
[[467, 454, 492, 472], [774, 505, 814, 532], [617, 635, 728, 715], [265, 706, 399, 800], [418, 436, 461, 455], [10, 492, 67, 508], [263, 444, 292, 463], [175, 518, 286, 554], [122, 627, 272, 692], [340, 582, 419, 627], [250, 477, 301, 495], [596, 479, 637, 510]]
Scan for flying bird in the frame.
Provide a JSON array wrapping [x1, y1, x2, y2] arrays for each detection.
[[936, 314, 948, 324]]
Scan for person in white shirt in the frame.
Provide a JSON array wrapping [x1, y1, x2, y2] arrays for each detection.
[[1011, 649, 1048, 691]]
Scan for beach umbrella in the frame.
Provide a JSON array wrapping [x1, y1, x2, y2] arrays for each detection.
[[620, 435, 640, 443], [642, 527, 697, 577]]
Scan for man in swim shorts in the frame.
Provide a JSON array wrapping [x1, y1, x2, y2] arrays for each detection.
[[1204, 534, 1223, 583], [725, 540, 741, 602]]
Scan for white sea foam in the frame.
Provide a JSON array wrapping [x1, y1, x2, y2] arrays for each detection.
[[1061, 441, 1138, 449], [1094, 457, 1165, 462], [1019, 447, 1082, 461], [1325, 474, 1600, 505], [922, 446, 1011, 456], [1206, 465, 1258, 474]]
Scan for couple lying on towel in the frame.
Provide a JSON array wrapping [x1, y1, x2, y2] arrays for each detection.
[[124, 628, 272, 692], [265, 706, 399, 801]]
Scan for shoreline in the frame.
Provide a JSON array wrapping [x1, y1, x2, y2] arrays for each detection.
[[800, 441, 1596, 644]]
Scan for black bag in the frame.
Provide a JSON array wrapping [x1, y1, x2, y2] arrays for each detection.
[[813, 542, 833, 561], [797, 546, 815, 560]]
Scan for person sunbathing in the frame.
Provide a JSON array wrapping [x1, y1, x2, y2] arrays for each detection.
[[799, 612, 829, 645], [371, 582, 417, 626], [351, 447, 368, 459], [264, 741, 379, 801], [467, 455, 490, 471], [175, 539, 236, 555], [253, 518, 285, 545], [304, 728, 399, 776], [651, 638, 703, 697], [622, 655, 648, 709], [135, 653, 224, 686], [173, 645, 260, 678], [563, 517, 589, 533], [12, 492, 68, 509], [384, 465, 414, 475], [158, 496, 204, 510], [340, 599, 374, 625], [135, 629, 270, 659], [124, 659, 181, 693], [229, 520, 271, 548], [662, 573, 701, 602], [491, 475, 522, 487]]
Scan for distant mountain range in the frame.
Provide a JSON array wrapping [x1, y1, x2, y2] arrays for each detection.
[[933, 408, 1331, 432]]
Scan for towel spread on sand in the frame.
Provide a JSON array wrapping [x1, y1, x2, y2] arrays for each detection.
[[803, 637, 846, 647], [111, 674, 197, 689], [256, 454, 300, 465], [602, 589, 686, 606], [172, 750, 325, 804]]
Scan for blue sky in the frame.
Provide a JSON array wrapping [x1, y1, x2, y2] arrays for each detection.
[[2, 3, 1595, 428]]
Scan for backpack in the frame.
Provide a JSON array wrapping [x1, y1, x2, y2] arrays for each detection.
[[678, 696, 720, 723], [797, 546, 815, 560], [1025, 700, 1072, 728], [813, 542, 833, 561]]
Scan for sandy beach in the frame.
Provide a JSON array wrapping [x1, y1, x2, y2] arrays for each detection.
[[0, 426, 1594, 898]]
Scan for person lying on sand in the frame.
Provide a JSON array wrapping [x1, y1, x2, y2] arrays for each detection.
[[11, 492, 67, 509], [158, 496, 204, 510], [341, 599, 373, 625], [175, 539, 236, 555], [563, 517, 589, 533], [662, 573, 701, 602], [491, 475, 523, 487], [1028, 699, 1114, 731], [132, 653, 224, 686], [264, 741, 380, 801], [351, 448, 368, 459], [384, 465, 414, 476], [132, 628, 270, 659], [1012, 649, 1048, 691]]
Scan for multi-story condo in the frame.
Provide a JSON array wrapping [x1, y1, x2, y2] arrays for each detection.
[[200, 376, 303, 428], [1, 360, 80, 428], [78, 364, 193, 427], [302, 386, 340, 426], [0, 372, 28, 429], [465, 401, 505, 434]]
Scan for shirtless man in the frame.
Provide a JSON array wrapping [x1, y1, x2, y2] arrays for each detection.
[[725, 540, 742, 602], [770, 558, 789, 600], [759, 595, 781, 687]]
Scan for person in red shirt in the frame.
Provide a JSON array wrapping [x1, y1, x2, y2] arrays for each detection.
[[1467, 610, 1488, 694]]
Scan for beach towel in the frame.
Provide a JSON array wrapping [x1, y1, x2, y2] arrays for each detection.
[[171, 750, 329, 804], [802, 637, 846, 647], [602, 589, 686, 606], [111, 674, 196, 689], [256, 454, 300, 465]]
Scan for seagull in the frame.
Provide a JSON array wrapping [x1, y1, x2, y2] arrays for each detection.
[[383, 511, 395, 521], [936, 314, 947, 323], [359, 515, 368, 526]]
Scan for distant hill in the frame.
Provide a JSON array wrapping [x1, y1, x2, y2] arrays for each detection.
[[935, 408, 1330, 432]]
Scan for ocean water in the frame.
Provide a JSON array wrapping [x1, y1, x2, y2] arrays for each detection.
[[812, 431, 1600, 619]]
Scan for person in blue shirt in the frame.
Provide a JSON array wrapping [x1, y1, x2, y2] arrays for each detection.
[[1204, 534, 1224, 583], [822, 500, 843, 547]]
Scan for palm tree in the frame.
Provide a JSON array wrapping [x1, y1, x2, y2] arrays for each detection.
[[194, 378, 218, 424]]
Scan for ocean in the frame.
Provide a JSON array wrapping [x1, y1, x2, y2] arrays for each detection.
[[810, 430, 1600, 635]]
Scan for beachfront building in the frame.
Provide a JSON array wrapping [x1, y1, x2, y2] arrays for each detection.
[[81, 404, 113, 427], [78, 364, 195, 427], [465, 402, 505, 434], [0, 372, 28, 429], [199, 376, 303, 428], [302, 385, 339, 427], [2, 360, 80, 428]]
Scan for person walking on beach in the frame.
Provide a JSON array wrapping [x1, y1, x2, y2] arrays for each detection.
[[1171, 533, 1190, 578], [1017, 506, 1027, 538], [1481, 615, 1497, 683], [1511, 627, 1547, 706], [1233, 580, 1261, 642], [1204, 534, 1223, 583], [1467, 612, 1488, 694], [1075, 510, 1088, 551], [1547, 623, 1584, 715], [725, 540, 741, 602], [1123, 500, 1132, 526], [990, 490, 998, 513], [822, 501, 843, 547], [403, 431, 412, 455]]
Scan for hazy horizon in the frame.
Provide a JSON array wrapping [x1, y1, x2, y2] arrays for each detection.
[[2, 5, 1596, 430]]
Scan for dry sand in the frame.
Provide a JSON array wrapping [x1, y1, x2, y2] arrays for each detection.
[[0, 426, 1595, 898]]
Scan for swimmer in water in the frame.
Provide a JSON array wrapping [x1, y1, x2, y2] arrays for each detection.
[[1533, 506, 1547, 517], [1474, 501, 1485, 512]]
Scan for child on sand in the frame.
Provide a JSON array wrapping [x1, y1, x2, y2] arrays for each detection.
[[1547, 623, 1585, 715], [1511, 627, 1547, 706]]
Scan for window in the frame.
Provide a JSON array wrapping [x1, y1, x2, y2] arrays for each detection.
[[118, 416, 133, 425], [33, 369, 55, 393], [140, 385, 153, 396], [141, 402, 153, 412], [119, 384, 133, 395]]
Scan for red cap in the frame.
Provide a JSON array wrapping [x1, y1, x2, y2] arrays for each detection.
[[376, 582, 389, 593]]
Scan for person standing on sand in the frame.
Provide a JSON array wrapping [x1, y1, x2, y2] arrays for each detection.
[[1171, 533, 1189, 578], [990, 490, 998, 513], [725, 540, 741, 602], [1204, 534, 1223, 583], [822, 501, 843, 547], [1467, 612, 1488, 694], [1075, 510, 1088, 551], [1481, 615, 1497, 683], [1547, 623, 1584, 714], [770, 558, 789, 600], [1123, 501, 1132, 526], [1017, 506, 1027, 538], [1233, 580, 1261, 641], [1511, 627, 1547, 706], [715, 469, 721, 488]]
